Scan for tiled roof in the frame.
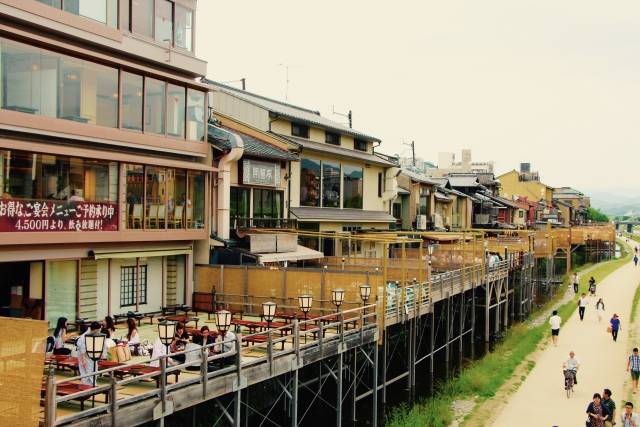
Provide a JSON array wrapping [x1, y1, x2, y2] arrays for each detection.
[[435, 191, 452, 202], [401, 169, 439, 185], [276, 134, 397, 167], [208, 124, 298, 161], [206, 80, 381, 142], [290, 207, 396, 223]]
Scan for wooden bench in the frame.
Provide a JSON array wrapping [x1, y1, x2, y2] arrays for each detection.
[[41, 381, 109, 410], [243, 334, 285, 350]]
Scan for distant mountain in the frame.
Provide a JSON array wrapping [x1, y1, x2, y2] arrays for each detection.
[[586, 188, 640, 216]]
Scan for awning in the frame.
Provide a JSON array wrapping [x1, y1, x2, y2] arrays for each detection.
[[90, 246, 192, 260], [257, 245, 324, 263]]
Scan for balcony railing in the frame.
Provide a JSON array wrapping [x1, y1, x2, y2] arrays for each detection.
[[231, 217, 298, 230]]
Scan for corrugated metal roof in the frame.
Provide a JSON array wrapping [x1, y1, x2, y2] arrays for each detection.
[[397, 187, 411, 195], [206, 80, 381, 142], [276, 134, 397, 167], [208, 124, 298, 161], [290, 207, 396, 222]]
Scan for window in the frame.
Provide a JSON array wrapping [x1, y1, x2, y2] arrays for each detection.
[[122, 72, 143, 131], [298, 222, 320, 251], [187, 89, 206, 141], [1, 37, 118, 127], [167, 84, 186, 138], [144, 78, 165, 135], [354, 139, 368, 152], [519, 210, 525, 218], [131, 0, 153, 37], [322, 162, 340, 208], [343, 165, 363, 209], [378, 173, 383, 197], [124, 164, 204, 230], [325, 131, 340, 146], [155, 0, 173, 45], [291, 123, 309, 138], [175, 5, 193, 51], [120, 265, 147, 307], [300, 158, 321, 207], [0, 149, 117, 203], [393, 202, 402, 219], [37, 0, 117, 28], [419, 195, 429, 216], [253, 189, 283, 218], [230, 187, 249, 225]]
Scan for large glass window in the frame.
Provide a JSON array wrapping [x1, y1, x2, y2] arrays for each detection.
[[131, 0, 153, 37], [300, 158, 321, 207], [144, 78, 166, 135], [175, 5, 193, 51], [63, 0, 118, 28], [145, 167, 167, 229], [37, 0, 117, 28], [1, 38, 117, 127], [168, 169, 186, 229], [0, 149, 117, 203], [187, 171, 205, 229], [187, 89, 205, 141], [122, 72, 143, 131], [343, 165, 363, 209], [322, 162, 340, 208], [230, 187, 249, 226], [125, 164, 144, 229], [167, 84, 186, 138], [155, 0, 173, 45]]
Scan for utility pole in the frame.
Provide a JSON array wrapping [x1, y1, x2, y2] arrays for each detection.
[[403, 141, 416, 166], [332, 107, 353, 128]]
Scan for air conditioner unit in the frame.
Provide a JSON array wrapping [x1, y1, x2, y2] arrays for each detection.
[[417, 215, 427, 230]]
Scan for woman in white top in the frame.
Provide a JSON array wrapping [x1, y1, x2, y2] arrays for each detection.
[[53, 317, 73, 355], [596, 298, 605, 323]]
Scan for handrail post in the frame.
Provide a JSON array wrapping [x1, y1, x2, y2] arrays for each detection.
[[44, 365, 56, 427], [318, 321, 324, 353], [267, 330, 273, 376], [235, 334, 242, 380], [200, 346, 208, 399], [359, 308, 364, 344], [110, 372, 118, 426], [339, 311, 345, 345], [160, 356, 167, 418], [293, 319, 300, 365]]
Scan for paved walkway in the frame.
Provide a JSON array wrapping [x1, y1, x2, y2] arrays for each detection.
[[492, 257, 639, 427]]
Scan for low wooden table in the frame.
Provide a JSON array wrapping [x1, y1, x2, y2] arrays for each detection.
[[41, 381, 108, 410]]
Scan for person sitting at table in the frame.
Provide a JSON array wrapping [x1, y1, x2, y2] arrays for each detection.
[[77, 321, 106, 386], [214, 328, 237, 367], [102, 316, 117, 339], [193, 326, 216, 355], [169, 322, 189, 364], [150, 337, 179, 368], [53, 317, 74, 355], [125, 318, 141, 354]]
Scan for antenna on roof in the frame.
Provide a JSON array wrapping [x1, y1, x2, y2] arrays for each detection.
[[332, 106, 353, 128], [221, 78, 246, 90], [278, 63, 291, 101], [403, 140, 416, 166]]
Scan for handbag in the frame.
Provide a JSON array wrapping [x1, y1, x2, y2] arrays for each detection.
[[585, 419, 591, 427], [607, 325, 612, 333]]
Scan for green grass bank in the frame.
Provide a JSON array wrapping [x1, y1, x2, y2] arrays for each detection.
[[387, 240, 630, 427]]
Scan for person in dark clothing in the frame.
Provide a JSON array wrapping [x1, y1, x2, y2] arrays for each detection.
[[610, 314, 621, 342], [602, 388, 616, 427], [587, 393, 610, 427]]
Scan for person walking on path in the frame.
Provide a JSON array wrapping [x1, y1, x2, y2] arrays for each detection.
[[573, 272, 580, 294], [549, 310, 561, 346], [587, 393, 610, 427], [579, 293, 588, 321], [590, 276, 597, 296], [596, 298, 606, 323], [621, 402, 640, 427], [634, 254, 638, 267], [628, 348, 640, 394], [610, 314, 621, 342], [602, 388, 616, 427]]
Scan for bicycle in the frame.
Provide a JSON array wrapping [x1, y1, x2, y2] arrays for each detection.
[[564, 369, 575, 398]]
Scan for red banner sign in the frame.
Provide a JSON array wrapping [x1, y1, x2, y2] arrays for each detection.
[[0, 199, 118, 232]]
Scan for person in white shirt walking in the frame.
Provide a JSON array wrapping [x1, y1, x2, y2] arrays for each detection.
[[549, 310, 561, 346], [579, 293, 588, 321], [621, 402, 639, 427]]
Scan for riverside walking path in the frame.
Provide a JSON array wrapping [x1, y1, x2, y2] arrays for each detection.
[[492, 257, 639, 427]]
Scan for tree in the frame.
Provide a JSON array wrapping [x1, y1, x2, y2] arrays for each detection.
[[586, 207, 609, 223]]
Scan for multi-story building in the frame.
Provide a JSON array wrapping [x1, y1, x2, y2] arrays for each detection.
[[0, 0, 211, 325], [553, 186, 590, 225], [209, 82, 399, 257], [425, 149, 494, 178]]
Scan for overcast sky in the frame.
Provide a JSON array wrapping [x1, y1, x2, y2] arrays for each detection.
[[197, 1, 640, 192]]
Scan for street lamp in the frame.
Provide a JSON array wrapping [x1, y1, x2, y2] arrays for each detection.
[[359, 284, 371, 305], [84, 332, 106, 390], [158, 321, 176, 355], [331, 289, 345, 312], [215, 310, 231, 339], [262, 301, 277, 329], [298, 294, 313, 343]]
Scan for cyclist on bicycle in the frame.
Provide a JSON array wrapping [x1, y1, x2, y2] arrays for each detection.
[[564, 351, 580, 386]]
